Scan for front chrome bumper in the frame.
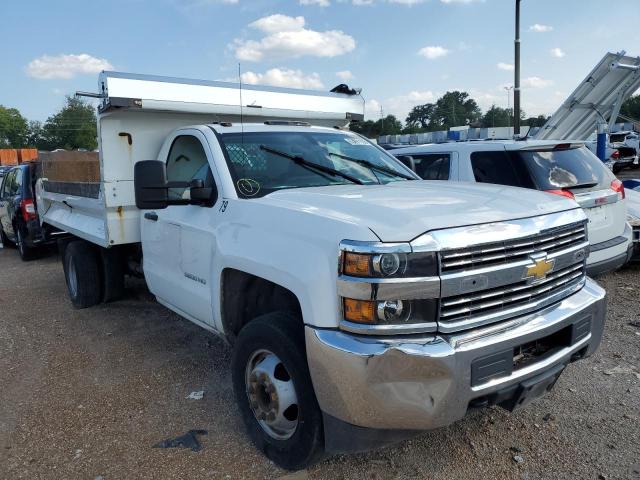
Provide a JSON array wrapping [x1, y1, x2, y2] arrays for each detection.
[[306, 278, 606, 430]]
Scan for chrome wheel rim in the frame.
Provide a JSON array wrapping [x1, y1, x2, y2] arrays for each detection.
[[245, 349, 299, 440], [67, 256, 78, 297]]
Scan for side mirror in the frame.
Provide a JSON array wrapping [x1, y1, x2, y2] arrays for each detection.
[[396, 155, 416, 173], [135, 160, 169, 209], [135, 161, 211, 209]]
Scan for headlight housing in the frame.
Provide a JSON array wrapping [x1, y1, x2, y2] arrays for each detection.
[[339, 241, 439, 334], [341, 251, 438, 278]]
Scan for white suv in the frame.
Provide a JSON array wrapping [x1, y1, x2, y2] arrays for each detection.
[[392, 140, 633, 276]]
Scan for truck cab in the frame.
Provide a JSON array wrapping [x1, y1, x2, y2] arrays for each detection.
[[38, 72, 607, 470]]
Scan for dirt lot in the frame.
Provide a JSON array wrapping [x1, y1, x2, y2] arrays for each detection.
[[1, 247, 639, 480]]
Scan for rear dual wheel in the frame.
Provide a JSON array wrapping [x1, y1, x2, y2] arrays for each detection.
[[62, 240, 126, 308], [63, 241, 103, 309]]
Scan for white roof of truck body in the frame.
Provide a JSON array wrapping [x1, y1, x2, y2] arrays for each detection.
[[534, 52, 640, 141], [98, 71, 364, 128]]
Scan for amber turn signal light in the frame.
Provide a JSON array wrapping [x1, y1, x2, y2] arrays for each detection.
[[343, 298, 377, 324], [343, 252, 371, 276]]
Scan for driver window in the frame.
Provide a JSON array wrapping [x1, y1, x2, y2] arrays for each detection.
[[166, 135, 214, 201]]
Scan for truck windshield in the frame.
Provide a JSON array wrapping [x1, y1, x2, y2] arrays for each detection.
[[219, 131, 415, 198]]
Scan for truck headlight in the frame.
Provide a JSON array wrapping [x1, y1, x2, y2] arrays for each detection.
[[343, 298, 438, 326], [339, 241, 439, 333], [342, 251, 437, 278]]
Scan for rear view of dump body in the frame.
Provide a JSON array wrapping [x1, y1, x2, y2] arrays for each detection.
[[38, 71, 364, 246]]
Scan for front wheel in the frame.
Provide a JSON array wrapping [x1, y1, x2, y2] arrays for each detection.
[[231, 312, 325, 470]]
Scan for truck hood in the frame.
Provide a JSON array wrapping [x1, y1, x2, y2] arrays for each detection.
[[259, 181, 578, 242]]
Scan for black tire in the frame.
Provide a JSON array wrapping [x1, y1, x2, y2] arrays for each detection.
[[612, 164, 623, 174], [101, 248, 125, 303], [16, 228, 34, 261], [63, 240, 103, 309], [232, 312, 325, 470]]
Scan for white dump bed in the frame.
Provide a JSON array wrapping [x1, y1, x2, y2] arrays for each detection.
[[535, 52, 640, 141], [39, 71, 365, 247]]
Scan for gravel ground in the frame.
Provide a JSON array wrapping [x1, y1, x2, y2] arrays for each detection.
[[1, 247, 639, 480]]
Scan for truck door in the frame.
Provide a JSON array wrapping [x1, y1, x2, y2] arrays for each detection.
[[141, 132, 219, 327]]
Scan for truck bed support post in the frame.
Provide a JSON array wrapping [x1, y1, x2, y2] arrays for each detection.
[[597, 122, 608, 162]]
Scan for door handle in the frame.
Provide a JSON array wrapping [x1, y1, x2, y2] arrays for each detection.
[[144, 212, 158, 221]]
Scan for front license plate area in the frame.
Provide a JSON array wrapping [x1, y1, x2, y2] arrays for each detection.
[[500, 362, 566, 412]]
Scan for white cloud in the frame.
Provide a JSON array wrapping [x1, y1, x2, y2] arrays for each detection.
[[497, 62, 514, 71], [336, 70, 354, 81], [26, 53, 113, 80], [440, 0, 484, 3], [240, 68, 325, 89], [388, 0, 426, 4], [529, 23, 553, 32], [522, 76, 554, 88], [550, 47, 565, 58], [418, 45, 449, 59], [300, 0, 330, 5], [233, 14, 356, 61], [249, 14, 306, 34]]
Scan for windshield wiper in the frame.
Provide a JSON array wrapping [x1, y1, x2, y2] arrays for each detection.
[[259, 145, 364, 185], [563, 182, 598, 190], [327, 152, 416, 180]]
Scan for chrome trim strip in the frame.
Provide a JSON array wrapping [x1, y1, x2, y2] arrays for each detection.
[[440, 240, 588, 298], [441, 263, 584, 309], [339, 240, 412, 254], [412, 209, 586, 252], [339, 319, 438, 335], [337, 275, 440, 300]]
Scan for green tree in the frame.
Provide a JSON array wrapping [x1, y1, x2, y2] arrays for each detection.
[[405, 103, 436, 131], [0, 105, 29, 148], [522, 115, 549, 128], [350, 115, 403, 138], [431, 91, 482, 130], [40, 96, 98, 150], [621, 94, 640, 121], [26, 120, 44, 148], [481, 105, 512, 128]]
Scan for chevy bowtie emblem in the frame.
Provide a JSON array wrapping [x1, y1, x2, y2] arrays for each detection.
[[524, 255, 555, 282]]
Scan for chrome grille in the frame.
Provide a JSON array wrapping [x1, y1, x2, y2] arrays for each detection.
[[437, 221, 588, 333], [440, 223, 587, 273], [440, 263, 585, 324]]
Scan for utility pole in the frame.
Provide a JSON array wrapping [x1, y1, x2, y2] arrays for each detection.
[[514, 0, 521, 135]]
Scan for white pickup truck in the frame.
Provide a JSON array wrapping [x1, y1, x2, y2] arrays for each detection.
[[38, 72, 606, 470]]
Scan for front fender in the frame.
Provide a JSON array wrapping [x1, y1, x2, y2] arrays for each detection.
[[212, 199, 377, 331]]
